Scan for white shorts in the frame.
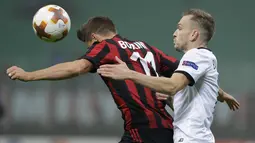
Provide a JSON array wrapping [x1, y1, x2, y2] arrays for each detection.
[[173, 128, 215, 143]]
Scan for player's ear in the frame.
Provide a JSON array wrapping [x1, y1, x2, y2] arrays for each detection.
[[91, 33, 96, 40], [91, 33, 99, 41], [190, 29, 199, 42]]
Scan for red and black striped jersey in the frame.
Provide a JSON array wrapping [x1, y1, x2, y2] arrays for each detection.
[[80, 35, 179, 131]]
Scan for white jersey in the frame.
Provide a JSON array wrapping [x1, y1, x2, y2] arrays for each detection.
[[173, 48, 219, 143]]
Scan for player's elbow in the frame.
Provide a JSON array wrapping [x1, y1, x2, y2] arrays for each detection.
[[160, 81, 179, 95], [163, 75, 188, 96], [70, 59, 92, 75], [164, 84, 178, 95]]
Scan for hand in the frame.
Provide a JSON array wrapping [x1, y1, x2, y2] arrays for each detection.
[[156, 93, 174, 110], [6, 66, 31, 81], [97, 56, 132, 80], [218, 92, 240, 111]]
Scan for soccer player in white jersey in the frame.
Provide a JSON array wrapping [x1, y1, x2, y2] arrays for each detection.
[[97, 9, 237, 143]]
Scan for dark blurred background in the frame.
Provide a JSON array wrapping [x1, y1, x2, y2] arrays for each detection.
[[0, 0, 255, 143]]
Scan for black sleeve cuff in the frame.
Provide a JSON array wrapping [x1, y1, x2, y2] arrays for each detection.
[[174, 70, 195, 86], [80, 56, 98, 73]]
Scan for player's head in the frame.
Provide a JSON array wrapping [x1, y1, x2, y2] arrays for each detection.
[[77, 16, 117, 47], [173, 9, 215, 52]]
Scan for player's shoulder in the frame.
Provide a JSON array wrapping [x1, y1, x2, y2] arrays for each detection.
[[185, 47, 211, 54], [184, 47, 215, 60]]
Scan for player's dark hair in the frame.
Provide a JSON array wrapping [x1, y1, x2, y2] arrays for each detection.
[[183, 9, 215, 42], [77, 16, 117, 42]]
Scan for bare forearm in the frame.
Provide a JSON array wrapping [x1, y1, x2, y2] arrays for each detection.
[[217, 88, 225, 102], [28, 62, 80, 81], [218, 88, 224, 96], [129, 71, 176, 95]]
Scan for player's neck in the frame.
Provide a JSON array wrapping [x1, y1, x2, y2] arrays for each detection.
[[185, 42, 207, 53], [99, 33, 117, 41]]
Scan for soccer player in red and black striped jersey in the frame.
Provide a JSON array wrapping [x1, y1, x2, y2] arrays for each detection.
[[77, 17, 178, 143], [6, 16, 178, 143]]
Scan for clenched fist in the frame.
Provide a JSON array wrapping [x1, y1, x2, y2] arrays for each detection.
[[6, 66, 30, 81]]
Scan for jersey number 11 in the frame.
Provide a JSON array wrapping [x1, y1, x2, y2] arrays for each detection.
[[130, 51, 158, 76]]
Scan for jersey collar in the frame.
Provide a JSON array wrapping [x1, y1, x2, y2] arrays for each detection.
[[197, 47, 212, 51]]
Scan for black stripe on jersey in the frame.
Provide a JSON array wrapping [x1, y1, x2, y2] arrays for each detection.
[[132, 46, 164, 128], [106, 39, 149, 128], [132, 52, 152, 103], [126, 46, 163, 128], [81, 44, 110, 73], [139, 47, 147, 57], [141, 44, 165, 128], [146, 45, 174, 123]]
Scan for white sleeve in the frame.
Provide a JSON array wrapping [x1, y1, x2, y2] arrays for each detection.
[[175, 50, 211, 86]]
